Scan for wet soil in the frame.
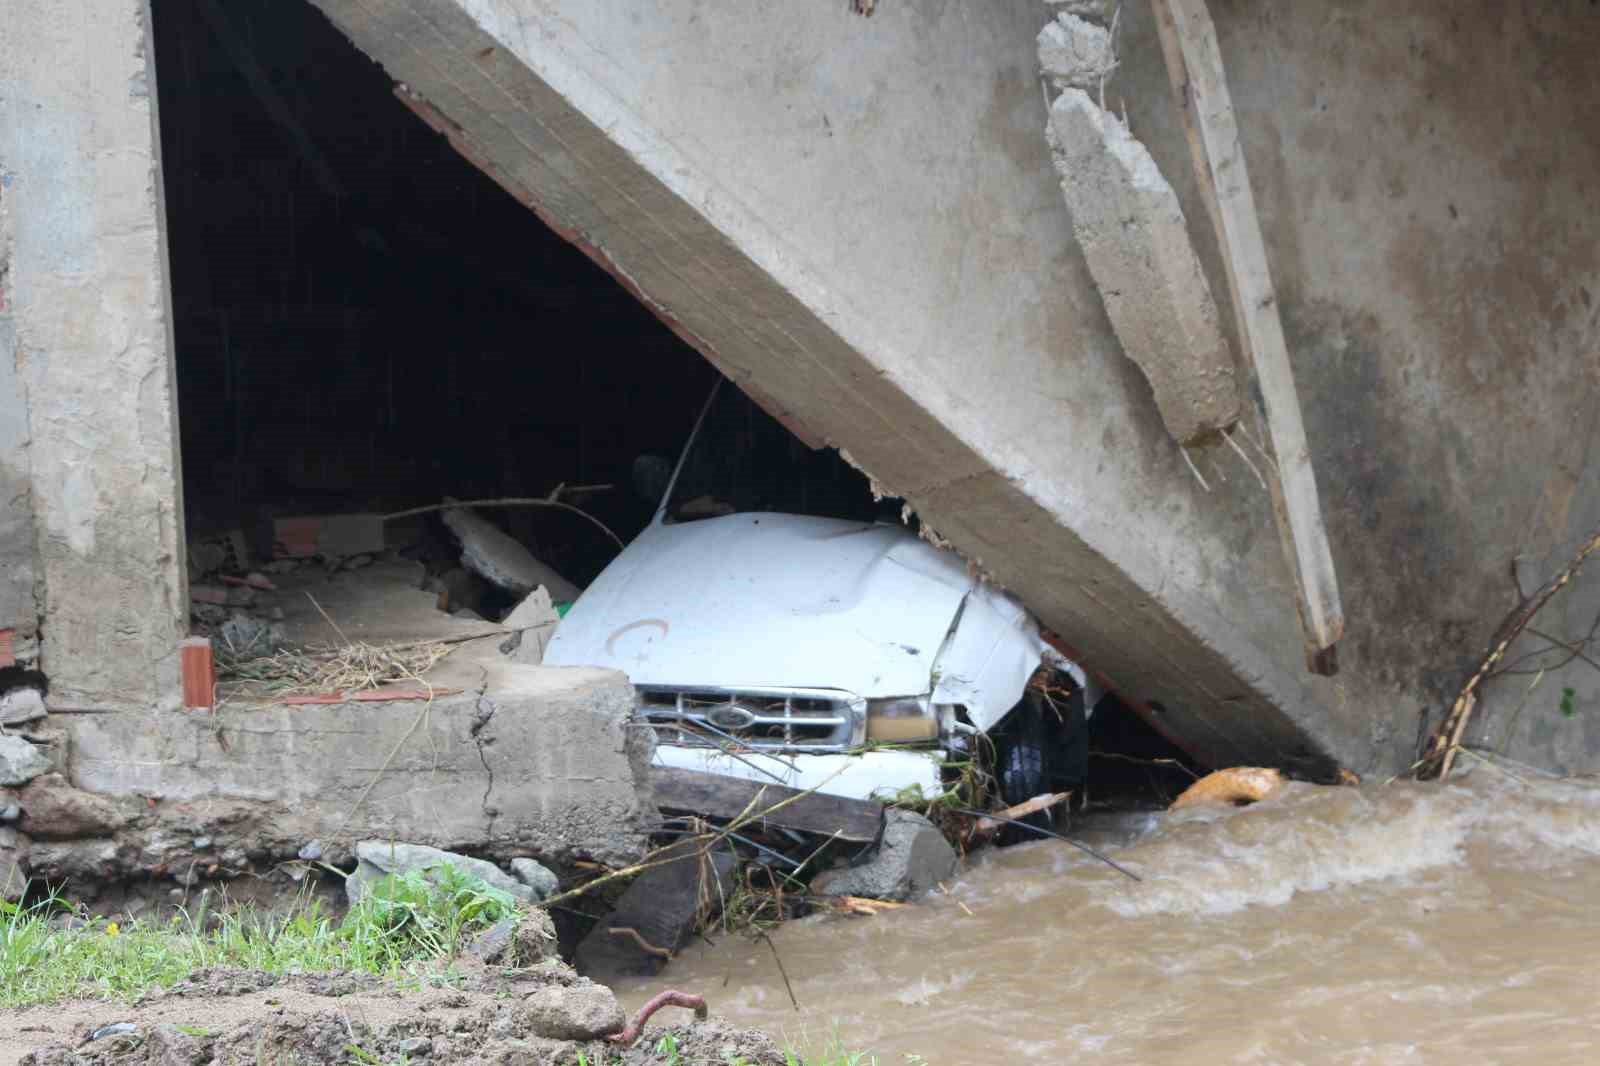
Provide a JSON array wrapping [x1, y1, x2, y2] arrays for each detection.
[[4, 964, 783, 1066]]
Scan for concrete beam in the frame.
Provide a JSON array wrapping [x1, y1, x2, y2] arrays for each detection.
[[0, 0, 187, 709], [41, 663, 652, 877], [1046, 88, 1241, 445]]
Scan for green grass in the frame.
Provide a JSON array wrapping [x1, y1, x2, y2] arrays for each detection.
[[1, 868, 890, 1065], [0, 862, 518, 1008]]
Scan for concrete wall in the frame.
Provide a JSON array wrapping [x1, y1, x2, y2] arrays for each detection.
[[0, 0, 187, 707], [300, 0, 1600, 778]]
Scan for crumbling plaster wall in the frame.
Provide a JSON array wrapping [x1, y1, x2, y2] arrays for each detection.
[[304, 0, 1600, 776], [0, 0, 188, 710]]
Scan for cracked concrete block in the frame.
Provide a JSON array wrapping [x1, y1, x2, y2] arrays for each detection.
[[1047, 89, 1241, 444], [1038, 14, 1116, 92], [0, 736, 52, 787]]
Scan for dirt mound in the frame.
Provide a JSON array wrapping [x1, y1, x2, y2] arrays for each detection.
[[7, 965, 784, 1066]]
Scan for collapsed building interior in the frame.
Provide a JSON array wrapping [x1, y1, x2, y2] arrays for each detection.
[[150, 0, 1195, 851]]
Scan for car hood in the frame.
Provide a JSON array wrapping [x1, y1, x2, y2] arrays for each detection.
[[545, 514, 977, 700]]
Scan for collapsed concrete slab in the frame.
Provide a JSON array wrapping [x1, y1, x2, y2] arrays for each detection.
[[1046, 88, 1240, 445], [26, 663, 651, 886]]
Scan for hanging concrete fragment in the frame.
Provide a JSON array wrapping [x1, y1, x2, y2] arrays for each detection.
[[1045, 88, 1241, 444], [1037, 14, 1116, 93]]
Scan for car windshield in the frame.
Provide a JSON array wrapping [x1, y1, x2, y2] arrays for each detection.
[[662, 384, 895, 524]]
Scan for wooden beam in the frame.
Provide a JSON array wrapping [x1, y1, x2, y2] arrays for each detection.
[[651, 766, 884, 842], [1151, 0, 1345, 670]]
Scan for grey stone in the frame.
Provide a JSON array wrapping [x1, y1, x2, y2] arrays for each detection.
[[347, 840, 533, 905], [0, 736, 52, 786], [509, 857, 559, 900], [519, 979, 624, 1041], [18, 774, 132, 838], [192, 836, 212, 850], [0, 805, 19, 823], [575, 840, 739, 980], [811, 809, 958, 902], [0, 687, 47, 726], [398, 1036, 433, 1056], [298, 840, 323, 861]]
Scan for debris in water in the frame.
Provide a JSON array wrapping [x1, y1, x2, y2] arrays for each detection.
[[1169, 766, 1287, 810]]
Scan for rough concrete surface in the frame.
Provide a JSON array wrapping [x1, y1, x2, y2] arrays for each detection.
[[1038, 14, 1116, 93], [811, 809, 958, 901], [1047, 88, 1240, 445], [1, 0, 187, 710], [25, 663, 652, 886]]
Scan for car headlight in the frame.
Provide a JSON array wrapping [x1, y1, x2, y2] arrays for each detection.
[[864, 697, 939, 743]]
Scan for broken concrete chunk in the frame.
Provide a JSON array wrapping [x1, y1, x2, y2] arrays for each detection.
[[18, 773, 134, 838], [811, 809, 957, 901], [0, 735, 52, 787], [346, 840, 534, 905], [575, 840, 739, 980], [1046, 89, 1241, 444], [500, 587, 561, 666], [441, 506, 581, 602], [1038, 14, 1116, 92], [0, 687, 46, 726], [509, 856, 560, 900]]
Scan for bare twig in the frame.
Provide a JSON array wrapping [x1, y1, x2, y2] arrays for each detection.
[[757, 930, 800, 1011], [382, 497, 624, 550], [1421, 523, 1600, 780], [305, 592, 352, 647]]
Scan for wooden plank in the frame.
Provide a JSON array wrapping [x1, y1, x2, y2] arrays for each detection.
[[1152, 0, 1345, 669], [651, 766, 884, 842]]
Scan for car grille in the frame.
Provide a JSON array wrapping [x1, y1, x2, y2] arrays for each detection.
[[637, 686, 861, 751]]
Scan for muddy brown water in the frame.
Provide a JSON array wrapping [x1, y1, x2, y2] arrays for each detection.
[[617, 773, 1600, 1064]]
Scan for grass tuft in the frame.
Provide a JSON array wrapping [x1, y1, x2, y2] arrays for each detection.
[[0, 863, 515, 1009]]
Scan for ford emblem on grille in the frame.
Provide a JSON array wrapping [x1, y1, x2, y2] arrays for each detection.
[[708, 703, 758, 730]]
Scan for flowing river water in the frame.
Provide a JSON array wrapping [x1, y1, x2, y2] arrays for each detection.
[[616, 771, 1600, 1064]]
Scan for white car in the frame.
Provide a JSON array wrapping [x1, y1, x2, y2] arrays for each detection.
[[545, 384, 1095, 811]]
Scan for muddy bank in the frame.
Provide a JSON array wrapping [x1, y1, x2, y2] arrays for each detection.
[[5, 965, 783, 1066]]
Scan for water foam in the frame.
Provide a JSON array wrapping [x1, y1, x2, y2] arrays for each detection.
[[1097, 783, 1477, 916]]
